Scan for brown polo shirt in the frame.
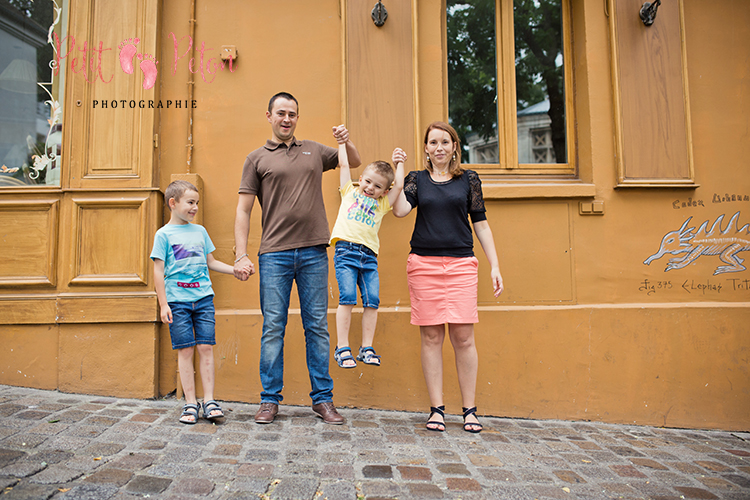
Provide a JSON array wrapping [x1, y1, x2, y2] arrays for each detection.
[[239, 138, 338, 255]]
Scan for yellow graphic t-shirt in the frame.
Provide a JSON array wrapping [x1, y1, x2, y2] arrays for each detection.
[[329, 181, 391, 255]]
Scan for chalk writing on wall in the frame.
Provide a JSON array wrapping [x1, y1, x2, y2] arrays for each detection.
[[643, 212, 750, 275], [672, 193, 749, 209]]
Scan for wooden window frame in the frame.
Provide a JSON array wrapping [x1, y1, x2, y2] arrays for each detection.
[[443, 0, 577, 176]]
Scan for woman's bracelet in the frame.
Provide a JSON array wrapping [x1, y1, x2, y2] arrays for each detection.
[[234, 253, 248, 263]]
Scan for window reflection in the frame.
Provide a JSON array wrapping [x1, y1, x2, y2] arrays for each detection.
[[0, 0, 66, 186], [447, 0, 499, 164], [447, 0, 568, 166], [514, 0, 566, 164]]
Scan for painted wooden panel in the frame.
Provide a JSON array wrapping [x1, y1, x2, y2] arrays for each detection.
[[64, 0, 159, 188], [0, 199, 59, 287], [57, 294, 157, 322], [610, 0, 694, 186], [0, 298, 57, 325], [68, 195, 150, 285], [347, 0, 416, 164]]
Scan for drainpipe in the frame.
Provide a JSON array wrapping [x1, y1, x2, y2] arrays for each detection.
[[171, 0, 202, 227]]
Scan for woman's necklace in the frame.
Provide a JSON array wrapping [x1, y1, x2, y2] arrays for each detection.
[[434, 168, 449, 177]]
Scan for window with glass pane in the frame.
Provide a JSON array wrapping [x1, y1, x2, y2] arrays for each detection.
[[447, 0, 569, 169], [447, 0, 499, 164], [514, 0, 566, 165], [0, 0, 66, 187]]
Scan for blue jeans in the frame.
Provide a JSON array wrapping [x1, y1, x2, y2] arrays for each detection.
[[258, 245, 333, 405], [334, 241, 380, 308], [168, 295, 216, 350]]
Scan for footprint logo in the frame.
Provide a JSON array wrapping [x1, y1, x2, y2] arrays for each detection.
[[137, 53, 159, 90], [118, 38, 140, 74]]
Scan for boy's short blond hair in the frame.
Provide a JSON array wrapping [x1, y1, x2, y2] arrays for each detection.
[[364, 161, 395, 188], [165, 180, 198, 209]]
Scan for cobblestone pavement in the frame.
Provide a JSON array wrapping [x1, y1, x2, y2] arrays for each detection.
[[0, 385, 748, 499]]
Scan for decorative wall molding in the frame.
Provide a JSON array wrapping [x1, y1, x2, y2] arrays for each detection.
[[68, 195, 150, 286], [0, 199, 59, 287]]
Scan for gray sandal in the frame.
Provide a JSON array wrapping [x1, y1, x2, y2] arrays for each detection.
[[179, 403, 199, 424], [334, 346, 357, 368], [202, 400, 224, 420], [356, 346, 381, 366]]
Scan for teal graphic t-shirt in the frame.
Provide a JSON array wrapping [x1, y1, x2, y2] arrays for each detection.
[[150, 223, 216, 303]]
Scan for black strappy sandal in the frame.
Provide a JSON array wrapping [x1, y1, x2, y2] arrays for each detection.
[[426, 405, 445, 432], [462, 406, 483, 433]]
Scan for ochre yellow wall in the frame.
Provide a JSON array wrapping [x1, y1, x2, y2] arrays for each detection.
[[58, 323, 159, 398], [0, 325, 58, 390], [0, 0, 748, 431]]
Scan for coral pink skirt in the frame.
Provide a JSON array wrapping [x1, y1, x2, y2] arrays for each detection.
[[406, 254, 479, 326]]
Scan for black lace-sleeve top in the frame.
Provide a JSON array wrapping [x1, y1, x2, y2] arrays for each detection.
[[403, 169, 487, 257]]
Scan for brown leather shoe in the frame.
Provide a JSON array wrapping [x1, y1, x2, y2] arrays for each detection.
[[254, 402, 278, 424], [312, 402, 344, 425]]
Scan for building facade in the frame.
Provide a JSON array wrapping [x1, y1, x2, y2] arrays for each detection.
[[0, 0, 748, 431]]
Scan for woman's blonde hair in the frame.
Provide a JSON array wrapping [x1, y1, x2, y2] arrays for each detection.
[[423, 121, 463, 178]]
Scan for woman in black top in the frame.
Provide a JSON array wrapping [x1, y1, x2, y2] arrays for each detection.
[[393, 121, 503, 433]]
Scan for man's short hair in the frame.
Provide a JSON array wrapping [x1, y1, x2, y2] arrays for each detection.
[[364, 161, 395, 188], [268, 92, 299, 113], [164, 180, 198, 209]]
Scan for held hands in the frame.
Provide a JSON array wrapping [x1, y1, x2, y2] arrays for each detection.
[[332, 124, 349, 144], [392, 148, 407, 165], [233, 256, 255, 281], [491, 268, 504, 298]]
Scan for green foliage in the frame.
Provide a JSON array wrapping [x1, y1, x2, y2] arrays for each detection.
[[514, 0, 566, 162], [447, 0, 498, 160], [447, 0, 567, 163]]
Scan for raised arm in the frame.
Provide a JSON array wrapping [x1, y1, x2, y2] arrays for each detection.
[[233, 193, 256, 280], [393, 167, 414, 218], [388, 148, 409, 212], [332, 124, 362, 168], [334, 128, 351, 188], [473, 220, 504, 297]]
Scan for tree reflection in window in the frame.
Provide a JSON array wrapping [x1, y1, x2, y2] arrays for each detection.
[[447, 0, 567, 166], [447, 0, 499, 164], [0, 0, 65, 186], [514, 0, 566, 164]]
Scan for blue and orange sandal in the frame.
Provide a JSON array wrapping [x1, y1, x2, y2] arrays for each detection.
[[426, 405, 445, 432], [202, 400, 224, 420], [356, 346, 381, 366], [179, 403, 199, 424], [462, 406, 483, 433], [334, 346, 357, 369]]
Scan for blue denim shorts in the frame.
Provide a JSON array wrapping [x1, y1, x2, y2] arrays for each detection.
[[168, 294, 216, 350], [334, 241, 380, 309]]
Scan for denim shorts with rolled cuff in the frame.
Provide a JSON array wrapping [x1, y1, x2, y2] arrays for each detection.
[[168, 294, 216, 350], [334, 241, 380, 309]]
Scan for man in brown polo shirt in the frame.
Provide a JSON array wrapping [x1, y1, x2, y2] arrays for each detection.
[[234, 92, 361, 424]]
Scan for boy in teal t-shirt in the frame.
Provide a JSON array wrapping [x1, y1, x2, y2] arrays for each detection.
[[150, 180, 251, 424]]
